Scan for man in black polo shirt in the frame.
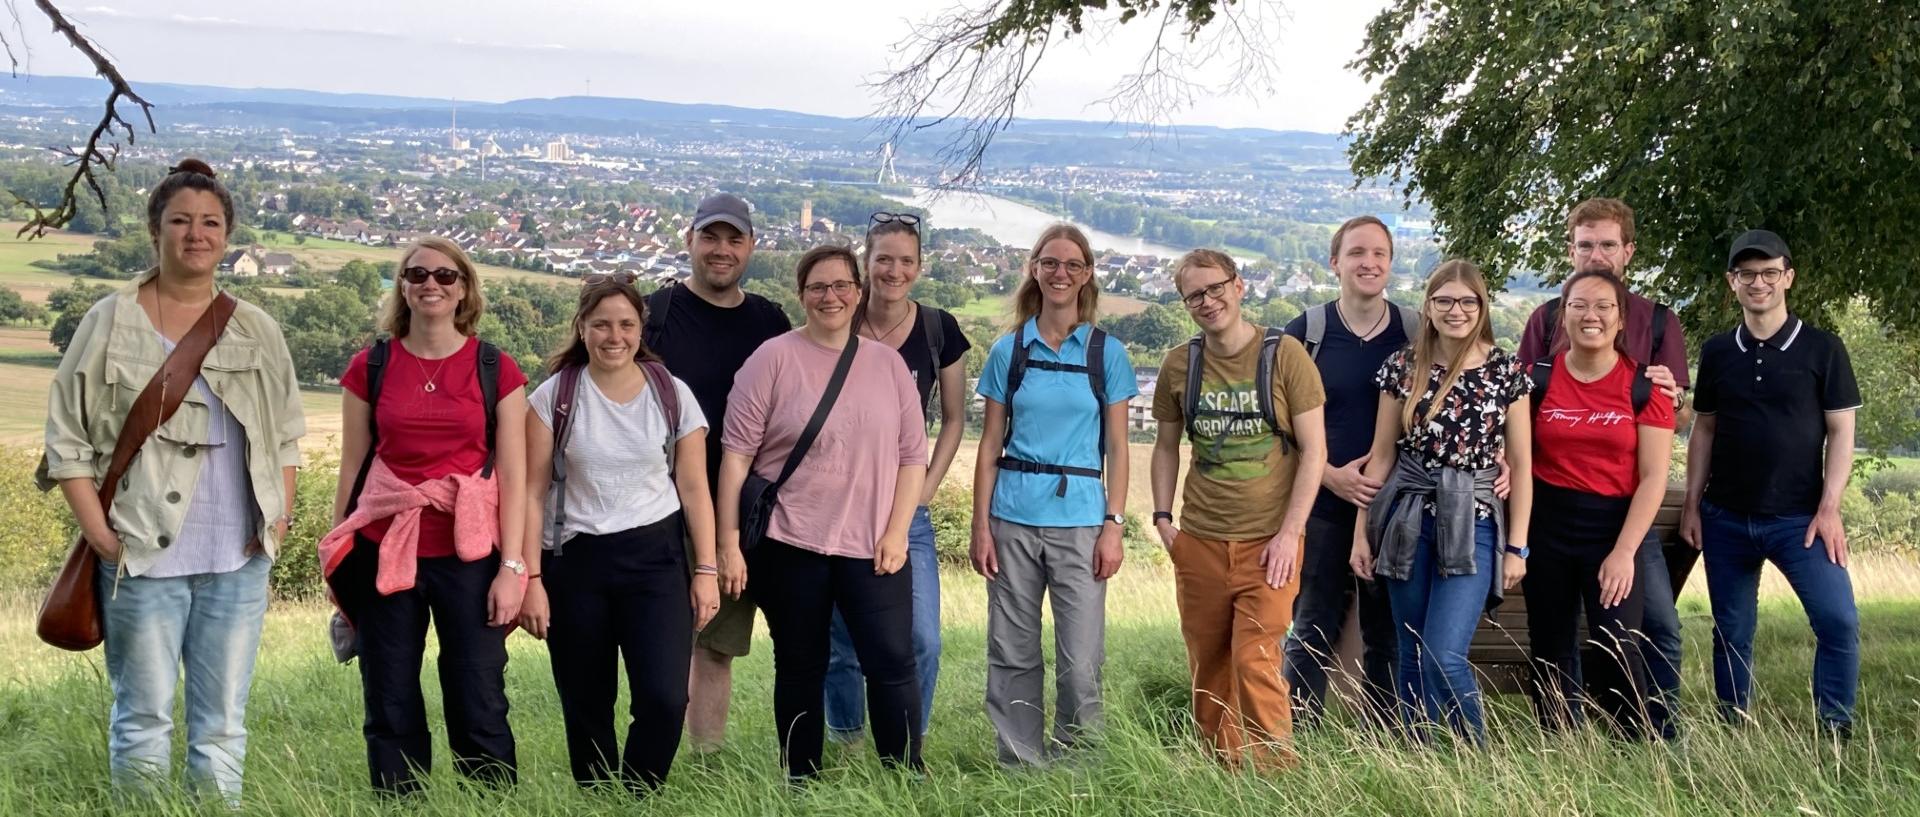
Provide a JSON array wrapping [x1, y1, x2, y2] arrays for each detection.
[[643, 192, 792, 751], [1680, 229, 1862, 736]]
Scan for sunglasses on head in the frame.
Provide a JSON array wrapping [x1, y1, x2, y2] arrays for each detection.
[[870, 211, 921, 226], [401, 266, 462, 285], [583, 271, 639, 286]]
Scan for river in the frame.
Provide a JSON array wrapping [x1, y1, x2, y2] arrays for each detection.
[[902, 187, 1190, 259]]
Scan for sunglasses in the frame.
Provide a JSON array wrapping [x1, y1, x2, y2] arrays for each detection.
[[401, 266, 462, 286], [583, 271, 639, 286], [870, 211, 921, 226]]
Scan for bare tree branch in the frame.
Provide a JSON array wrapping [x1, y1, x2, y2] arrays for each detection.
[[10, 0, 155, 239], [869, 0, 1284, 189]]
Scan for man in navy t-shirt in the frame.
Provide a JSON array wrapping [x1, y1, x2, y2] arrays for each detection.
[[1280, 216, 1411, 728]]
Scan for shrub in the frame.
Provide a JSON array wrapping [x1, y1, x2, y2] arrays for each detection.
[[0, 448, 83, 594], [1863, 467, 1920, 501], [1843, 484, 1920, 559], [926, 476, 1166, 567]]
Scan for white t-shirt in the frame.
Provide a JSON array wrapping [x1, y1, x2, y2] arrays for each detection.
[[530, 367, 707, 547]]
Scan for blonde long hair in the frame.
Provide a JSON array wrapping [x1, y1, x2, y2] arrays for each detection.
[[1011, 223, 1099, 328], [1401, 259, 1496, 434], [380, 236, 486, 338]]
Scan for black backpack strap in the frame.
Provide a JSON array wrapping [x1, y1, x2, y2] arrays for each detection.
[[643, 283, 675, 348], [775, 337, 860, 489], [1001, 322, 1030, 452], [1541, 296, 1563, 355], [1631, 362, 1654, 415], [1087, 328, 1109, 472], [1529, 359, 1554, 408], [921, 303, 948, 422], [477, 341, 501, 478], [1183, 334, 1205, 440], [1650, 302, 1669, 360], [345, 338, 391, 514], [1255, 327, 1296, 455]]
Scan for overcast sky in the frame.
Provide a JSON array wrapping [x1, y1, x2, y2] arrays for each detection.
[[11, 1, 1387, 133]]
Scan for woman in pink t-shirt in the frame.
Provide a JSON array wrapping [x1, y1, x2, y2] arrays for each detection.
[[717, 245, 927, 781], [1525, 270, 1676, 741]]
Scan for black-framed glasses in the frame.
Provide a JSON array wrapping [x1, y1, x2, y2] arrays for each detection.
[[1180, 274, 1238, 309], [1731, 267, 1786, 285], [1428, 295, 1482, 314], [802, 280, 859, 298], [583, 271, 639, 286], [401, 266, 462, 286], [870, 212, 921, 226]]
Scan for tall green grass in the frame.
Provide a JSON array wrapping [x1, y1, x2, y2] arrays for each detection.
[[3, 564, 1918, 816]]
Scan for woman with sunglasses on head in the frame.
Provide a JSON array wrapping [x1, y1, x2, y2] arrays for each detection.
[[323, 237, 529, 794], [1523, 270, 1673, 740], [972, 223, 1137, 767], [1350, 260, 1532, 746], [716, 246, 928, 781], [40, 159, 304, 805], [820, 212, 970, 747], [515, 271, 719, 794]]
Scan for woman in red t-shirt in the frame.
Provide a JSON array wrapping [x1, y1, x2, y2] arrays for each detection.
[[1525, 269, 1676, 741], [326, 236, 529, 793]]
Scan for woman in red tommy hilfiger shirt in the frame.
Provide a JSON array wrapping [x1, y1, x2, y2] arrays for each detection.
[[1526, 269, 1676, 741]]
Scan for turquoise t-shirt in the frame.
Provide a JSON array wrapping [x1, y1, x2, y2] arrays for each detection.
[[977, 318, 1139, 527]]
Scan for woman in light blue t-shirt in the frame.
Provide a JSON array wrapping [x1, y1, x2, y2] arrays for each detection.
[[970, 223, 1137, 767]]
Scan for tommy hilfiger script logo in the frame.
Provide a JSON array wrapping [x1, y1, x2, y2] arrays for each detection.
[[1541, 408, 1632, 427]]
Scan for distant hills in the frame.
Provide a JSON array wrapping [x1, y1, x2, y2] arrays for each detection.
[[0, 74, 1346, 171]]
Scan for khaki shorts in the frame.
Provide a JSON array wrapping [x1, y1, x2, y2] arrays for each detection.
[[696, 592, 756, 656]]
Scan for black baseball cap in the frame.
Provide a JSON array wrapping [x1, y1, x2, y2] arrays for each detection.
[[692, 193, 753, 235], [1727, 229, 1790, 269]]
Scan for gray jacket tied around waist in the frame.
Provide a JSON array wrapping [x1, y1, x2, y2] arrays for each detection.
[[1365, 451, 1508, 609]]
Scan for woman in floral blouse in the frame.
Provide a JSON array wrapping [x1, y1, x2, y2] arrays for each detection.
[[1349, 259, 1533, 745]]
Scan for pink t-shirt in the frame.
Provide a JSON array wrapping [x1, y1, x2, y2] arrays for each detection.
[[723, 331, 927, 558]]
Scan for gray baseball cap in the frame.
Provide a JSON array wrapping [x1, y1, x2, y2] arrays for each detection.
[[1728, 229, 1790, 269], [692, 193, 753, 235]]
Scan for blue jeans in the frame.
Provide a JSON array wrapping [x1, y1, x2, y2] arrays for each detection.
[[1699, 499, 1859, 727], [98, 554, 272, 802], [825, 506, 941, 737], [1385, 514, 1497, 744]]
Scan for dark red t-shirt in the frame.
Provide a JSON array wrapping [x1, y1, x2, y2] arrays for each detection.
[[342, 337, 527, 556], [1532, 352, 1675, 498]]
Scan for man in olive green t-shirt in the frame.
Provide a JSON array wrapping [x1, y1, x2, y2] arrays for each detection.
[[1149, 249, 1327, 770]]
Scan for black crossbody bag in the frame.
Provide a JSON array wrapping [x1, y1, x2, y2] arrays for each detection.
[[738, 336, 858, 552]]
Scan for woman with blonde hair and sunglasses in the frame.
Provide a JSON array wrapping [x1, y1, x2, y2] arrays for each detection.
[[1350, 259, 1533, 745], [517, 271, 719, 794], [972, 223, 1136, 767], [322, 237, 529, 794]]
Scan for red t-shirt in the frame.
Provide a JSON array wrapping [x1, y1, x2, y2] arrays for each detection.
[[342, 337, 527, 556], [1532, 352, 1675, 498]]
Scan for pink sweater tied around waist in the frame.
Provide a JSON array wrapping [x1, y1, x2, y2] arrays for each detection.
[[319, 457, 500, 597]]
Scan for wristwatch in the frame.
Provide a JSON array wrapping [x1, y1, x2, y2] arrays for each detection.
[[1103, 513, 1126, 528], [1503, 545, 1530, 559], [1152, 511, 1173, 525], [501, 558, 527, 575]]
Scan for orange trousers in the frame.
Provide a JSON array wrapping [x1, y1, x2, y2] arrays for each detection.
[[1171, 530, 1301, 770]]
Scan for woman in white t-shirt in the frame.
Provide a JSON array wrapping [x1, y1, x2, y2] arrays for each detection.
[[517, 274, 720, 795]]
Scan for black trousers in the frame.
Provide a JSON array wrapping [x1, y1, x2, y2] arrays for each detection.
[[1283, 512, 1399, 727], [1525, 482, 1653, 740], [335, 538, 516, 793], [545, 514, 693, 793], [749, 537, 921, 778]]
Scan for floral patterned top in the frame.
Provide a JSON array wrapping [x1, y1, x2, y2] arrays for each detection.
[[1374, 345, 1531, 517]]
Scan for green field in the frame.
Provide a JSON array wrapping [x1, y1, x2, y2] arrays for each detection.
[[950, 292, 1156, 322], [1, 567, 1916, 815], [0, 224, 102, 303], [255, 231, 576, 286]]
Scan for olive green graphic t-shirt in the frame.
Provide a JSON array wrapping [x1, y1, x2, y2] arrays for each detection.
[[1152, 330, 1325, 541]]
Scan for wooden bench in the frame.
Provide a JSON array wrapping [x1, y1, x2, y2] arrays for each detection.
[[1471, 483, 1696, 692]]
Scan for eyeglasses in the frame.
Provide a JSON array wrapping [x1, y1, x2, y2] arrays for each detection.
[[1564, 299, 1617, 316], [1180, 274, 1238, 309], [870, 212, 921, 226], [802, 280, 859, 297], [583, 271, 639, 286], [402, 266, 462, 286], [1731, 267, 1786, 285], [1572, 240, 1625, 257], [1035, 257, 1089, 275], [1428, 295, 1482, 314]]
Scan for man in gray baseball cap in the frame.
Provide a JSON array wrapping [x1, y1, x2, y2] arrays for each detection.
[[641, 191, 792, 752]]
